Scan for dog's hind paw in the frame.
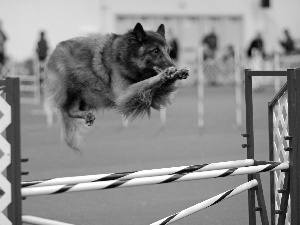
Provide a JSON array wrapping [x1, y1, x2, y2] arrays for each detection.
[[85, 112, 96, 126]]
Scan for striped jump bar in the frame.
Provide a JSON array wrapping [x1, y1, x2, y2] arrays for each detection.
[[22, 159, 276, 188], [22, 180, 258, 225], [22, 162, 288, 197], [151, 179, 258, 225], [22, 215, 74, 225]]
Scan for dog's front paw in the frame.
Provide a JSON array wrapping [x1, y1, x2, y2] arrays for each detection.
[[173, 67, 189, 80], [84, 112, 96, 126], [162, 67, 177, 81]]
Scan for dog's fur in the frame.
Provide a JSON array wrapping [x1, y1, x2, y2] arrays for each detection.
[[44, 23, 189, 150]]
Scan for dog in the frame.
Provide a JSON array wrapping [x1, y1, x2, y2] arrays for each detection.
[[44, 23, 189, 151]]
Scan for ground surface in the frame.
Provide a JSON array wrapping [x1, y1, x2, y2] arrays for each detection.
[[21, 85, 277, 225]]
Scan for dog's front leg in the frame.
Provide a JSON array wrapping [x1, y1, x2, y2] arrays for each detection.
[[116, 67, 189, 118], [116, 67, 176, 105]]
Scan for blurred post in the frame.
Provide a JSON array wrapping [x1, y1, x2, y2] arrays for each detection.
[[197, 46, 204, 128], [10, 61, 16, 77], [122, 115, 129, 127], [44, 101, 54, 126], [234, 46, 242, 127], [34, 57, 41, 105], [273, 52, 281, 93], [160, 108, 167, 128]]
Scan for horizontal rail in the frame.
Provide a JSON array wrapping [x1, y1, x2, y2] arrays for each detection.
[[151, 179, 258, 225], [22, 159, 257, 188], [16, 75, 38, 81], [20, 86, 39, 92], [22, 215, 74, 225], [246, 70, 287, 77], [22, 163, 288, 197]]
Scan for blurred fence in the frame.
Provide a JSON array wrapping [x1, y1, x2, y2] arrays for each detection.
[[183, 47, 300, 128], [1, 52, 300, 129], [273, 54, 300, 92], [184, 48, 300, 89], [0, 60, 41, 105], [202, 58, 236, 85], [2, 52, 299, 105]]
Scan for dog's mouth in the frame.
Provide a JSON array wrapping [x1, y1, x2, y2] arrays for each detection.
[[153, 66, 163, 74]]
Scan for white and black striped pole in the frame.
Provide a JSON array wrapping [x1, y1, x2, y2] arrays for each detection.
[[150, 179, 258, 225], [22, 215, 74, 225], [22, 163, 288, 197], [22, 159, 257, 188]]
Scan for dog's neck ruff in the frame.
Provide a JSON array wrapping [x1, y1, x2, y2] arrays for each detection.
[[91, 34, 112, 81]]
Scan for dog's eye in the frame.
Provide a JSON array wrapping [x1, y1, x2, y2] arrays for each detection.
[[153, 48, 160, 54]]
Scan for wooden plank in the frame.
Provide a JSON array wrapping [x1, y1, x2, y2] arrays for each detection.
[[247, 71, 287, 77], [290, 68, 300, 225], [6, 77, 22, 225], [277, 172, 290, 225], [268, 101, 276, 225], [245, 69, 256, 225], [254, 173, 269, 225]]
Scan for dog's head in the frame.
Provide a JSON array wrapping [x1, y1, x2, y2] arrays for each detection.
[[120, 23, 175, 82]]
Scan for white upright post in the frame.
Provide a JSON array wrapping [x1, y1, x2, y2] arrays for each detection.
[[273, 52, 281, 93], [234, 46, 242, 127], [197, 46, 204, 128], [160, 108, 167, 128], [122, 115, 129, 127]]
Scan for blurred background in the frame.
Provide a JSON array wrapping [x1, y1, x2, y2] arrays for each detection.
[[0, 0, 299, 224], [1, 0, 300, 60], [1, 0, 300, 90]]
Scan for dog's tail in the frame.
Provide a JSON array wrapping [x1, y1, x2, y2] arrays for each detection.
[[60, 112, 86, 151], [44, 67, 85, 151]]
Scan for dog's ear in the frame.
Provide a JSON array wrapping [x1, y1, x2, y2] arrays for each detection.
[[132, 23, 147, 42], [157, 24, 165, 38]]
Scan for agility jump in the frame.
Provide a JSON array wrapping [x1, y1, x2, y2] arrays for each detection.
[[1, 68, 300, 224], [21, 162, 287, 197]]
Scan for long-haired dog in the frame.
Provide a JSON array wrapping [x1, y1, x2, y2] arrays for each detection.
[[45, 23, 189, 150]]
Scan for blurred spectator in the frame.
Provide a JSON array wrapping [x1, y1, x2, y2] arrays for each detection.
[[280, 29, 295, 55], [202, 30, 218, 60], [247, 32, 265, 58], [36, 31, 49, 72], [168, 30, 179, 64], [0, 20, 8, 66], [222, 45, 235, 63]]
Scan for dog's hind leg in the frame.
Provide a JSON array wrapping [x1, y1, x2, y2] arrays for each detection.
[[60, 99, 95, 151], [66, 101, 96, 126]]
